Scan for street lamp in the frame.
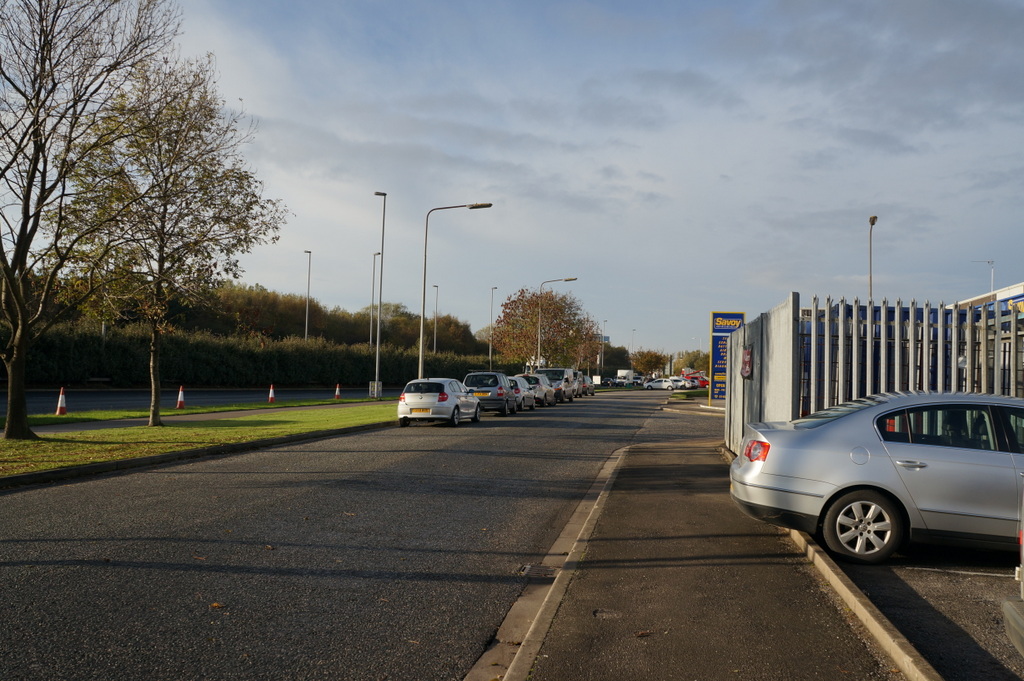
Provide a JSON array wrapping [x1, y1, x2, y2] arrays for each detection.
[[535, 277, 577, 370], [868, 215, 877, 301], [373, 192, 386, 398], [489, 286, 498, 370], [303, 250, 312, 340], [432, 284, 439, 353], [601, 319, 607, 375], [370, 251, 381, 344], [972, 259, 995, 293], [418, 202, 493, 378], [630, 328, 636, 370]]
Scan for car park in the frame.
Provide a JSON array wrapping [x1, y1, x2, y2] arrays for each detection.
[[509, 375, 536, 410], [643, 378, 675, 390], [518, 373, 555, 406], [463, 371, 516, 415], [397, 378, 481, 427], [536, 368, 575, 403], [730, 391, 1024, 564]]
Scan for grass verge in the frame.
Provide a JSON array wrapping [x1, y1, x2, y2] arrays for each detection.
[[0, 403, 396, 478]]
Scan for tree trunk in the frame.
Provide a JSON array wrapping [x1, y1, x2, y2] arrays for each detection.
[[148, 322, 163, 427], [3, 332, 38, 440]]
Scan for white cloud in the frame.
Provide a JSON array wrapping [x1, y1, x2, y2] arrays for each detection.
[[173, 0, 1024, 352]]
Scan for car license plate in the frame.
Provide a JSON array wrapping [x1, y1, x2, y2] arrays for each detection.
[[473, 392, 488, 397], [411, 408, 430, 413]]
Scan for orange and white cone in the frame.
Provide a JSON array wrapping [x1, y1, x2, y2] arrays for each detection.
[[55, 387, 67, 416], [176, 386, 185, 409], [268, 384, 276, 403], [334, 384, 341, 399]]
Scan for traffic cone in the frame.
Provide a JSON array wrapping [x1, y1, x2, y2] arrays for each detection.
[[334, 384, 341, 399], [268, 384, 276, 403], [176, 386, 185, 409], [55, 387, 67, 416]]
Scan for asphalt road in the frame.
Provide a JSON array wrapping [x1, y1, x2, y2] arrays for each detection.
[[842, 543, 1024, 680], [0, 391, 654, 680]]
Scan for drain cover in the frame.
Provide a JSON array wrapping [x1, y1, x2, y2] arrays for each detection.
[[519, 564, 558, 578]]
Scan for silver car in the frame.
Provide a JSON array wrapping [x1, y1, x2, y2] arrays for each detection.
[[730, 391, 1024, 564], [518, 373, 555, 406], [509, 375, 536, 410], [397, 378, 480, 427]]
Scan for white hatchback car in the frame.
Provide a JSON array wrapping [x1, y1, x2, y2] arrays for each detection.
[[643, 378, 675, 390], [397, 378, 480, 427]]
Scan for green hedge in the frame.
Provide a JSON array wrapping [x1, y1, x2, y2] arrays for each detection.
[[11, 325, 524, 388]]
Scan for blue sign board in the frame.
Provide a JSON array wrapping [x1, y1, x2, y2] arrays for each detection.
[[710, 312, 745, 400]]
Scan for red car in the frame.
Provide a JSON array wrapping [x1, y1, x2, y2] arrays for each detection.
[[682, 372, 709, 388]]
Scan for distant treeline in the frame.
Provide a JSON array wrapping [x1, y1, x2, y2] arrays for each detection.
[[18, 324, 522, 388], [173, 282, 489, 355]]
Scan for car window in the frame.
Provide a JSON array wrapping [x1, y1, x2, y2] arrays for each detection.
[[878, 405, 996, 451], [522, 376, 538, 385], [405, 382, 442, 394], [465, 374, 497, 387], [998, 407, 1024, 453]]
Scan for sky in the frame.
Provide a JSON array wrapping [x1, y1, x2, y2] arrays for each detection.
[[174, 0, 1024, 354]]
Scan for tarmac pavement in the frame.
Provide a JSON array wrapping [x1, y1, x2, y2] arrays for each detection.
[[482, 397, 941, 681]]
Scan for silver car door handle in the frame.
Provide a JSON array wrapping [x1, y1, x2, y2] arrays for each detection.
[[896, 460, 928, 469]]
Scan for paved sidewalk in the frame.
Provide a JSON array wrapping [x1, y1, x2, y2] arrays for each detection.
[[518, 432, 929, 681]]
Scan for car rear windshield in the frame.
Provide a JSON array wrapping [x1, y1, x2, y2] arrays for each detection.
[[791, 395, 889, 428], [465, 374, 498, 387], [404, 382, 443, 393], [521, 376, 539, 385]]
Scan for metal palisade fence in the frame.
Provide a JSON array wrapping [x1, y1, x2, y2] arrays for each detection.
[[724, 292, 1024, 453]]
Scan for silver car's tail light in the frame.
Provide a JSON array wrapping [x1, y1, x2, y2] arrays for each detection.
[[743, 440, 770, 462]]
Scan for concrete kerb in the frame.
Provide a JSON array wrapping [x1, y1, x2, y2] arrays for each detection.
[[464, 444, 629, 681], [716, 442, 942, 681], [0, 420, 395, 491], [788, 529, 943, 681]]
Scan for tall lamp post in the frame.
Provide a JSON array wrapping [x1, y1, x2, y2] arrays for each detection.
[[489, 286, 498, 370], [601, 319, 607, 376], [535, 277, 577, 370], [972, 259, 995, 293], [419, 202, 492, 378], [303, 250, 312, 340], [373, 192, 387, 398], [432, 285, 439, 353], [370, 251, 381, 344], [868, 215, 877, 301]]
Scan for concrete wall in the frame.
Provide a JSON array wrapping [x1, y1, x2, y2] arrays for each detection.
[[724, 293, 800, 453]]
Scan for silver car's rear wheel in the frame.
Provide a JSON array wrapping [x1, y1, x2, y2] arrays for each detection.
[[821, 490, 905, 564], [448, 407, 461, 427]]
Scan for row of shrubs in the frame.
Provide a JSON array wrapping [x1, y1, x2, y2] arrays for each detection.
[[20, 325, 524, 388]]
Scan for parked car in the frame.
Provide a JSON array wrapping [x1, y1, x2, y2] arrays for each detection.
[[535, 368, 575, 403], [509, 375, 536, 410], [643, 378, 675, 390], [668, 376, 690, 389], [463, 371, 516, 415], [683, 372, 709, 388], [730, 391, 1024, 564], [580, 375, 595, 396], [397, 378, 481, 427], [517, 373, 555, 406]]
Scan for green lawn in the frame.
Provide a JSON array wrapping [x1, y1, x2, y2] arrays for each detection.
[[0, 402, 397, 478]]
